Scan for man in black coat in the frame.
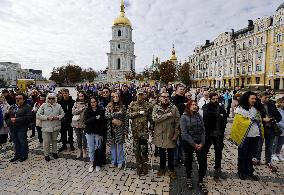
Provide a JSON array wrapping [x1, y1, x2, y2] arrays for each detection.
[[202, 92, 227, 179], [58, 89, 75, 152], [171, 84, 188, 165], [255, 91, 281, 172]]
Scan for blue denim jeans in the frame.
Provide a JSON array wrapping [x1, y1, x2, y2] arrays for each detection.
[[10, 127, 29, 159], [86, 134, 102, 162], [272, 136, 284, 155], [110, 143, 124, 165]]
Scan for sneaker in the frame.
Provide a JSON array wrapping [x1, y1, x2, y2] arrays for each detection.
[[76, 150, 82, 159], [95, 166, 100, 172], [277, 154, 284, 161], [88, 165, 94, 173], [267, 163, 277, 172], [271, 154, 279, 162], [252, 158, 260, 166], [9, 157, 20, 162], [109, 163, 115, 168], [117, 163, 123, 169], [157, 169, 166, 176], [45, 156, 51, 162], [82, 149, 87, 158]]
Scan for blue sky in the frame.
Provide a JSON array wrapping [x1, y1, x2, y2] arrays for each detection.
[[0, 0, 283, 77]]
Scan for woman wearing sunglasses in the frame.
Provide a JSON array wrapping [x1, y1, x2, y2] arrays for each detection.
[[36, 93, 65, 161]]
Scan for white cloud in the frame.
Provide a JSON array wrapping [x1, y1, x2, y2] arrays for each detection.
[[0, 0, 282, 77]]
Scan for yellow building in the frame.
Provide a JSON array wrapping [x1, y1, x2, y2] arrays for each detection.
[[189, 3, 284, 90], [266, 4, 284, 89]]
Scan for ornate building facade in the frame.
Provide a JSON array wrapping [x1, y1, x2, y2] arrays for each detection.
[[107, 0, 136, 82], [189, 3, 284, 89]]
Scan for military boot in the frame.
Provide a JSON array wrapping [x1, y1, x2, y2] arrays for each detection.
[[137, 165, 143, 176], [142, 163, 149, 175]]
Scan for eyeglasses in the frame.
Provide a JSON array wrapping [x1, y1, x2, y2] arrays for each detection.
[[48, 98, 55, 100]]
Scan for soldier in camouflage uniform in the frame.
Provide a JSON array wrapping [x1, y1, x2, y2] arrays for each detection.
[[127, 88, 153, 175]]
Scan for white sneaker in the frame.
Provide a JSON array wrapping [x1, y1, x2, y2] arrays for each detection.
[[109, 163, 115, 168], [95, 166, 100, 172], [117, 163, 123, 169], [272, 154, 279, 161], [88, 165, 94, 173], [277, 154, 284, 161]]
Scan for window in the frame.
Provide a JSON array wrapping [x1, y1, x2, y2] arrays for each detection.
[[225, 48, 227, 55], [249, 40, 252, 47], [243, 42, 246, 49], [118, 30, 121, 37], [242, 65, 246, 74], [247, 78, 251, 84], [256, 64, 262, 71], [118, 44, 120, 49], [276, 33, 282, 43], [276, 64, 280, 72], [131, 60, 133, 70], [256, 77, 260, 84], [248, 65, 252, 72], [276, 49, 282, 58], [117, 58, 121, 69]]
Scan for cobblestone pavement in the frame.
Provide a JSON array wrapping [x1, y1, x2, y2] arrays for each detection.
[[0, 120, 283, 195]]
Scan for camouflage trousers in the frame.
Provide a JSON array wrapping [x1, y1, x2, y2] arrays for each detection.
[[133, 137, 149, 167]]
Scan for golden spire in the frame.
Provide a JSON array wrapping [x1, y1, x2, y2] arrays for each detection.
[[120, 0, 125, 16], [170, 44, 177, 61], [113, 0, 132, 26]]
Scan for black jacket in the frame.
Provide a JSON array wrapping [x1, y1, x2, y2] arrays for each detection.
[[58, 96, 75, 122], [260, 102, 282, 131], [202, 102, 227, 137], [6, 103, 32, 130], [84, 107, 105, 136], [171, 94, 187, 116]]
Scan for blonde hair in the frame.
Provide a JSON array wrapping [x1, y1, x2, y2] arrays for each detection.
[[276, 97, 284, 108]]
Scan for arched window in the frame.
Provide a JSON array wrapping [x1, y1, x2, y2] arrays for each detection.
[[276, 33, 282, 43], [243, 42, 246, 49], [118, 30, 121, 37], [118, 44, 120, 49], [117, 58, 121, 69], [249, 40, 252, 47]]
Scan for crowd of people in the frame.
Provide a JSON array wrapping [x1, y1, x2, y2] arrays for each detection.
[[0, 83, 283, 194]]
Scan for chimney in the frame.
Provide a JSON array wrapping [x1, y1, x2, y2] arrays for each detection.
[[248, 20, 253, 28]]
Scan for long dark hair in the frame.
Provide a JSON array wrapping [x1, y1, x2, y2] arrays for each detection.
[[87, 96, 99, 109], [76, 91, 88, 103], [239, 91, 262, 111]]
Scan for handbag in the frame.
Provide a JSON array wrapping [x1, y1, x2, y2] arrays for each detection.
[[72, 115, 80, 121]]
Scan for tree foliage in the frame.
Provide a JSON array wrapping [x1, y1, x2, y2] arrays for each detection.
[[160, 60, 176, 84], [179, 62, 190, 86], [49, 63, 97, 84]]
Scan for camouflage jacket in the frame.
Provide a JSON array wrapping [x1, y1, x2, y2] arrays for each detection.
[[127, 100, 153, 139]]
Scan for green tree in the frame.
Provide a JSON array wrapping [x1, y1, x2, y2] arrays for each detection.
[[179, 62, 190, 86], [125, 70, 136, 81], [151, 70, 160, 80], [82, 68, 98, 82], [160, 60, 176, 84]]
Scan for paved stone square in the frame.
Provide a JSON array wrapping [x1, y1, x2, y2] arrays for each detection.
[[0, 120, 283, 195]]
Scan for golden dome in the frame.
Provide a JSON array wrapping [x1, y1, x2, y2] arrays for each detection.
[[113, 0, 132, 27], [170, 44, 177, 61]]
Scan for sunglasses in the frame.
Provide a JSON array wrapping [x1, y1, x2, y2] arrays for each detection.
[[48, 97, 55, 100]]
